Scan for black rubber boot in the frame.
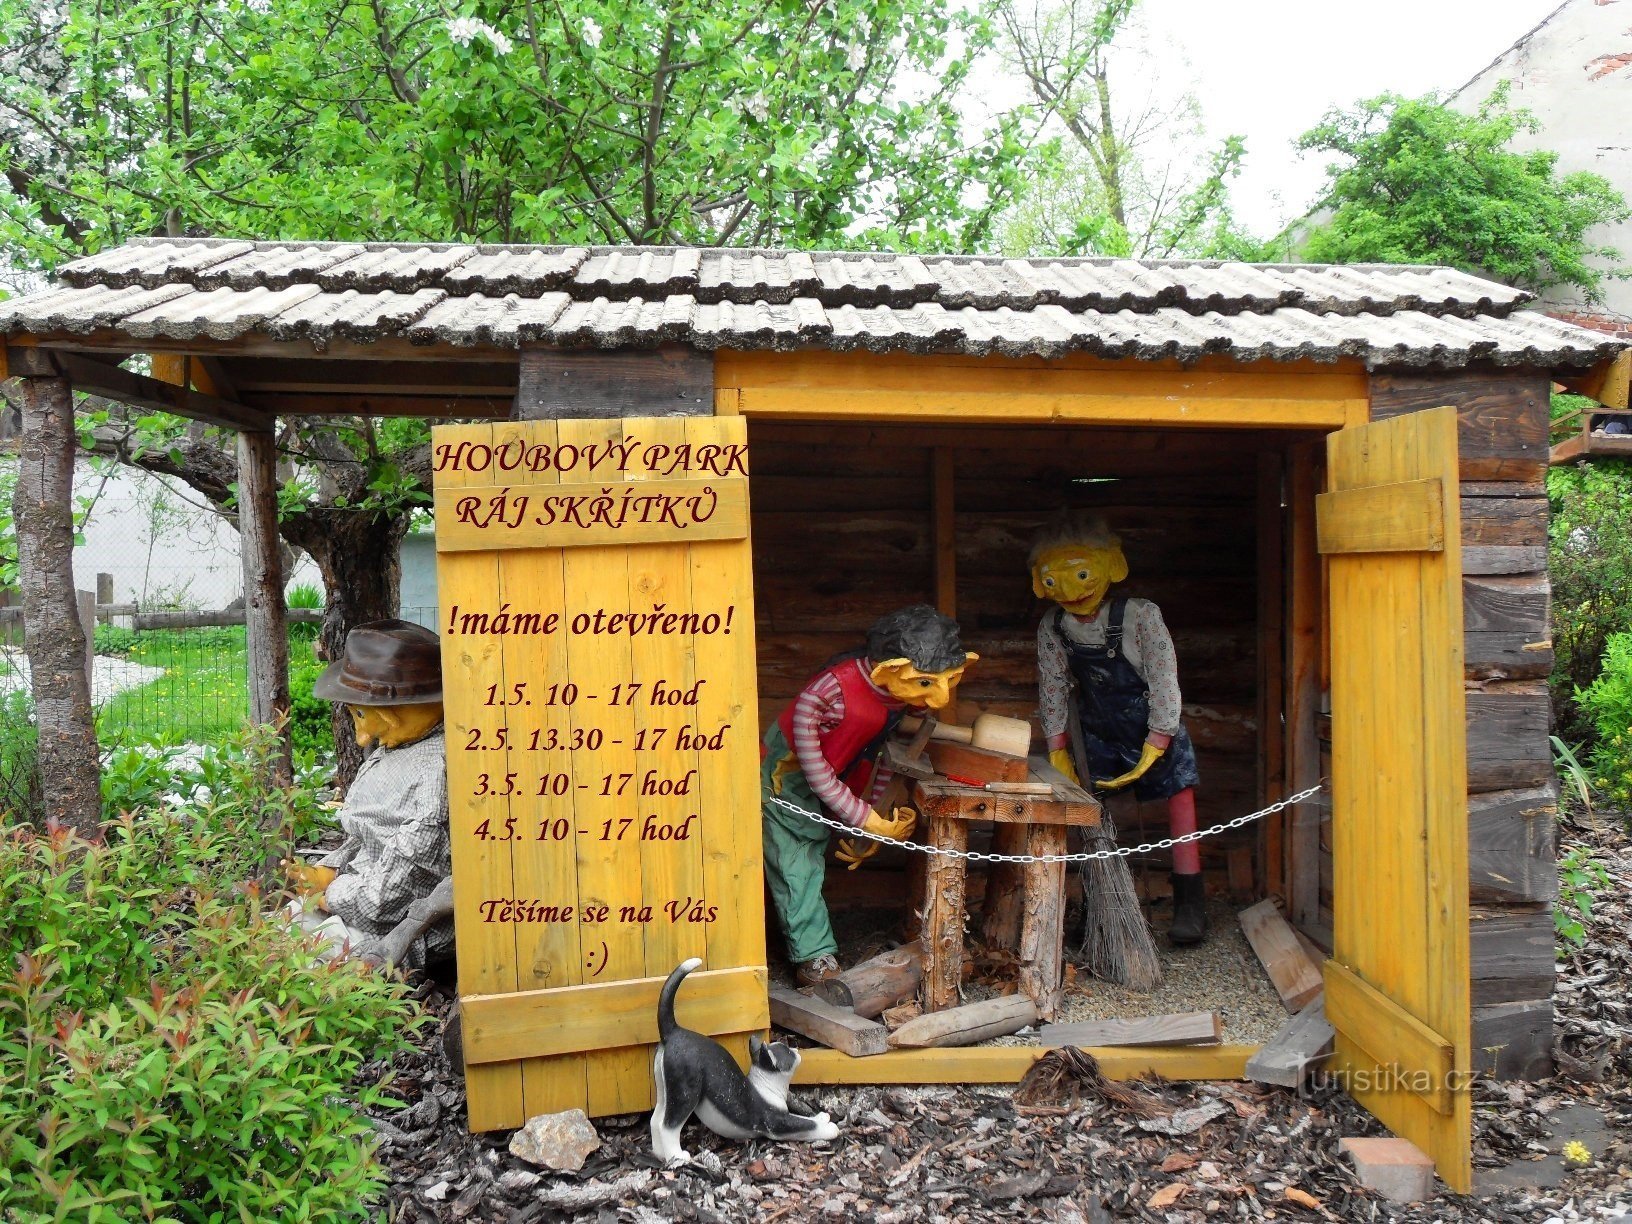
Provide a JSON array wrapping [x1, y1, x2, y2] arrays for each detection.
[[1169, 872, 1208, 946]]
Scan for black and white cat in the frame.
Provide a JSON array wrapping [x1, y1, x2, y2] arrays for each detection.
[[650, 957, 839, 1164]]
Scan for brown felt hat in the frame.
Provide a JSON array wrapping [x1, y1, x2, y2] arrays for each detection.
[[313, 619, 443, 706]]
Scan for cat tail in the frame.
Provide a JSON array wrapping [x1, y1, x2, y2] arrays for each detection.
[[657, 957, 703, 1041]]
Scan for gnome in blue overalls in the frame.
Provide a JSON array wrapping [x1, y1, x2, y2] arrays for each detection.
[[1032, 511, 1208, 944]]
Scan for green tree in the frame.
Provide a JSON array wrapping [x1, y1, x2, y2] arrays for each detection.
[[0, 0, 1033, 779], [996, 0, 1256, 258], [1293, 87, 1628, 299]]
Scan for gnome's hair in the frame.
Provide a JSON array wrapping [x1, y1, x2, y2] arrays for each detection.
[[1027, 509, 1122, 567], [866, 604, 968, 673]]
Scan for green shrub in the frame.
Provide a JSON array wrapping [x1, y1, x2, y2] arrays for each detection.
[[0, 689, 39, 825], [287, 583, 324, 644], [1549, 460, 1632, 742], [1578, 630, 1632, 811], [288, 647, 337, 762], [0, 728, 419, 1222], [100, 741, 192, 817], [91, 623, 140, 655], [1556, 845, 1611, 951]]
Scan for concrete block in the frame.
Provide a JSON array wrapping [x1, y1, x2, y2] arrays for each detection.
[[1340, 1137, 1435, 1204]]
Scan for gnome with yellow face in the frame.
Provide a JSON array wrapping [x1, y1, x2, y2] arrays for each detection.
[[1032, 512, 1207, 945], [762, 605, 977, 986], [285, 619, 454, 969]]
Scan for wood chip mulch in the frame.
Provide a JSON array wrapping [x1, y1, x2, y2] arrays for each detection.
[[362, 809, 1632, 1223]]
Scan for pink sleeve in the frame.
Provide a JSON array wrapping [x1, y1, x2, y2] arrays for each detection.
[[789, 673, 872, 827]]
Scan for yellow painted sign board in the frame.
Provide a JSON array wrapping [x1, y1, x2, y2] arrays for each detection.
[[431, 416, 766, 1130]]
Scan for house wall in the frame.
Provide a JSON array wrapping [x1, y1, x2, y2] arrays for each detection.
[[1368, 368, 1558, 1080], [1453, 0, 1632, 331]]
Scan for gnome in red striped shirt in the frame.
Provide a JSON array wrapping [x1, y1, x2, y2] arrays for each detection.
[[760, 605, 977, 987]]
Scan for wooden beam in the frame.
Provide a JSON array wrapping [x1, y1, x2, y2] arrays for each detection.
[[1039, 1012, 1222, 1048], [40, 350, 270, 431], [1257, 450, 1287, 898], [237, 427, 292, 788], [9, 329, 521, 364], [1316, 479, 1445, 554], [932, 446, 955, 616], [1285, 441, 1324, 931], [516, 345, 712, 419], [240, 392, 514, 418], [1239, 898, 1324, 1012], [792, 1043, 1258, 1085], [769, 985, 889, 1056]]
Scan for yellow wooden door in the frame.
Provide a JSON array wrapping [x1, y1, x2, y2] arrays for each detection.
[[433, 415, 767, 1131], [1317, 404, 1471, 1191]]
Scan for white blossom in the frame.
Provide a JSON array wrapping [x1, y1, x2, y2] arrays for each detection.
[[581, 17, 603, 48], [243, 0, 272, 13], [483, 26, 513, 54], [745, 92, 769, 122], [845, 42, 865, 72], [446, 16, 512, 54]]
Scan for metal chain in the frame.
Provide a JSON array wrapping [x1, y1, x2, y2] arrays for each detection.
[[767, 783, 1326, 865]]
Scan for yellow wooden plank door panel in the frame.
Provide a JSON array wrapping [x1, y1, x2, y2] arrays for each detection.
[[433, 416, 765, 1128], [1320, 404, 1471, 1193]]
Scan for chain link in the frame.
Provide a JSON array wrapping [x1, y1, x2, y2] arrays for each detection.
[[767, 783, 1326, 864]]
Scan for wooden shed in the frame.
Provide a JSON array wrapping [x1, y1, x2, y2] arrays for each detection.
[[3, 238, 1626, 1192]]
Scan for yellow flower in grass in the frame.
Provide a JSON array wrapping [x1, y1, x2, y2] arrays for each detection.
[[1562, 1140, 1592, 1168]]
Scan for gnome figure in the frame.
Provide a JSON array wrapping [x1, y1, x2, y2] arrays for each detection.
[[761, 605, 977, 986], [285, 619, 454, 969], [1031, 512, 1208, 945]]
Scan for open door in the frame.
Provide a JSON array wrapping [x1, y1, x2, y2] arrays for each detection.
[[434, 415, 767, 1131], [1316, 404, 1472, 1192]]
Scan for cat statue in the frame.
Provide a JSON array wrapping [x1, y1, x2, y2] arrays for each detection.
[[650, 957, 840, 1164]]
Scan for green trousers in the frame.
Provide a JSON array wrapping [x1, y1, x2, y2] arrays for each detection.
[[760, 724, 840, 965]]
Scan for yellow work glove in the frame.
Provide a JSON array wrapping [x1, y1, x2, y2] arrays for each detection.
[[862, 806, 917, 841], [834, 838, 879, 870], [1048, 748, 1080, 785], [285, 860, 337, 899], [1092, 741, 1166, 791]]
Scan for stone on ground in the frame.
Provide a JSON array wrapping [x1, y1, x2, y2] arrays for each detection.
[[508, 1108, 601, 1172], [1340, 1136, 1435, 1204]]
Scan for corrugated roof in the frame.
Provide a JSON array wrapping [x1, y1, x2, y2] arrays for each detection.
[[1, 237, 1622, 369]]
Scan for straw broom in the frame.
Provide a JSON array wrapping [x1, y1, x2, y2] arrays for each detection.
[[1067, 699, 1162, 992]]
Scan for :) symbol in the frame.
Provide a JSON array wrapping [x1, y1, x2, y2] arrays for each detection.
[[585, 941, 610, 978]]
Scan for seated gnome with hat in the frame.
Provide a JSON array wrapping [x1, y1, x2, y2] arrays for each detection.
[[285, 619, 454, 971]]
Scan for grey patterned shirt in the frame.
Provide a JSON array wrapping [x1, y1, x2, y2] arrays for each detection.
[[1037, 599, 1184, 749], [319, 727, 454, 957]]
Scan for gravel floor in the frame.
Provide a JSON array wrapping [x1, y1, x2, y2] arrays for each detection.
[[0, 646, 165, 703]]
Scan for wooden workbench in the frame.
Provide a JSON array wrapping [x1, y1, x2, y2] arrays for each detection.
[[911, 757, 1102, 1020]]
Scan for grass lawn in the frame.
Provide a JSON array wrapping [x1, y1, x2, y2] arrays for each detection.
[[98, 626, 250, 744]]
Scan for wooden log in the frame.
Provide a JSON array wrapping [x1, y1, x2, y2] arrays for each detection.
[[1369, 371, 1549, 482], [1470, 904, 1555, 1005], [1460, 495, 1547, 548], [1019, 823, 1067, 1020], [1039, 1012, 1223, 1049], [813, 943, 924, 1018], [237, 428, 293, 789], [980, 824, 1028, 953], [1244, 997, 1333, 1087], [1463, 573, 1552, 681], [1466, 683, 1552, 794], [768, 985, 889, 1057], [14, 369, 102, 838], [126, 608, 324, 630], [1468, 786, 1558, 904], [1472, 999, 1554, 1080], [1462, 545, 1547, 576], [920, 817, 968, 1011], [887, 994, 1038, 1048], [1238, 899, 1324, 1012]]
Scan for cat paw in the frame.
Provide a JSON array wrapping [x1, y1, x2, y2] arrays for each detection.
[[811, 1117, 839, 1142]]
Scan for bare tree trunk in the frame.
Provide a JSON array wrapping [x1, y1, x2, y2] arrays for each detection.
[[300, 510, 411, 791], [237, 428, 292, 789], [14, 372, 101, 837]]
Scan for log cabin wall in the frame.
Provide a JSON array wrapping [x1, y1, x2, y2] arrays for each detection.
[[1369, 369, 1557, 1080], [748, 419, 1273, 886]]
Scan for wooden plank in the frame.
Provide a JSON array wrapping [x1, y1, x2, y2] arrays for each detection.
[[1316, 479, 1444, 554], [721, 349, 1368, 429], [517, 345, 712, 419], [1369, 371, 1550, 482], [888, 995, 1038, 1048], [793, 1043, 1258, 1085], [488, 417, 586, 1118], [1040, 1012, 1223, 1049], [1324, 961, 1455, 1116], [1468, 786, 1558, 905], [933, 447, 956, 616], [1461, 545, 1547, 576], [912, 778, 1100, 827], [1244, 997, 1333, 1087], [769, 985, 889, 1057], [433, 477, 749, 552], [1461, 495, 1546, 548], [686, 414, 766, 1073], [1239, 899, 1325, 1012], [236, 427, 292, 788], [1466, 684, 1552, 794], [435, 422, 525, 1131], [463, 967, 770, 1065], [1470, 904, 1555, 1004]]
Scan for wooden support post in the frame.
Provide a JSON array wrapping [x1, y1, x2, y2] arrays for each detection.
[[13, 362, 102, 837], [1285, 441, 1323, 930], [932, 447, 955, 617], [1018, 823, 1067, 1019], [77, 590, 95, 693], [1257, 450, 1286, 900], [920, 816, 968, 1011], [95, 572, 113, 606], [980, 824, 1028, 951], [236, 427, 292, 788]]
